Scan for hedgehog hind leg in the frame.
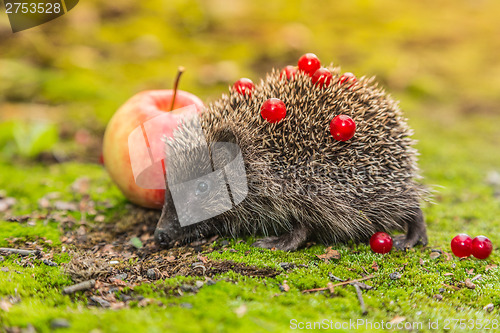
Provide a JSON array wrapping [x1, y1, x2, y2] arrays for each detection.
[[252, 224, 309, 252], [393, 207, 428, 251]]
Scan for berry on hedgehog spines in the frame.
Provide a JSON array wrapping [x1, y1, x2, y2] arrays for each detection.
[[155, 65, 428, 251]]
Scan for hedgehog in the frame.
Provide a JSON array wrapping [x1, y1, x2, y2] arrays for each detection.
[[154, 62, 428, 252]]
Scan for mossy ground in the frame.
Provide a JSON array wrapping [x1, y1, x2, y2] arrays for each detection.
[[1, 0, 500, 332]]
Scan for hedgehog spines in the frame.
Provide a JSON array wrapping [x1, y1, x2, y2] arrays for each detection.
[[167, 66, 427, 245]]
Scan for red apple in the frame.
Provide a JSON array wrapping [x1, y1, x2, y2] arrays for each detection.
[[103, 89, 204, 209]]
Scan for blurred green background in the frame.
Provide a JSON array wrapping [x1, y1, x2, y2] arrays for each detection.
[[1, 0, 499, 164]]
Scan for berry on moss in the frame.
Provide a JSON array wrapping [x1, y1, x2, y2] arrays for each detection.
[[370, 232, 393, 254], [471, 235, 493, 259], [451, 234, 472, 258]]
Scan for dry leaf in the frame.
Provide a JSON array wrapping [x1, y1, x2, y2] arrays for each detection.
[[429, 252, 440, 260], [110, 302, 126, 310], [77, 226, 87, 236], [0, 299, 12, 312], [0, 197, 16, 212], [234, 304, 247, 318], [101, 244, 114, 253], [6, 215, 30, 223], [280, 280, 290, 292], [389, 316, 406, 324], [464, 278, 476, 289], [54, 201, 78, 211], [71, 177, 90, 195], [371, 261, 379, 271], [316, 247, 341, 262], [137, 298, 155, 307], [483, 303, 494, 312], [485, 264, 497, 271], [109, 278, 128, 287], [94, 215, 105, 222], [38, 197, 51, 209], [197, 254, 208, 263], [140, 233, 151, 242], [327, 282, 335, 294]]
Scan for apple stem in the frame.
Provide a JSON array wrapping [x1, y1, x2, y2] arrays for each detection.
[[170, 66, 185, 111]]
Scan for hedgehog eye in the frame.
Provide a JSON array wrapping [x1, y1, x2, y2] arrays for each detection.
[[195, 181, 210, 195]]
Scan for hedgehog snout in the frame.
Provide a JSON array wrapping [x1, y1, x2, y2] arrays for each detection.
[[154, 227, 172, 247], [155, 188, 183, 247]]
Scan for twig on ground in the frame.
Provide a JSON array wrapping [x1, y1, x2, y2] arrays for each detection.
[[62, 279, 96, 294], [0, 248, 35, 256], [441, 283, 460, 291], [352, 281, 373, 290], [328, 273, 347, 282], [471, 274, 482, 281], [302, 275, 374, 293], [352, 283, 367, 315]]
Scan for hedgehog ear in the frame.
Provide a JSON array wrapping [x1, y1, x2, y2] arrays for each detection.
[[210, 126, 239, 170], [215, 126, 237, 144]]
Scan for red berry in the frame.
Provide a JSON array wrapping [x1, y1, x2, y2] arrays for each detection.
[[339, 72, 357, 88], [297, 53, 321, 77], [261, 98, 286, 123], [370, 232, 393, 254], [471, 235, 493, 259], [330, 115, 356, 141], [311, 68, 333, 88], [233, 78, 254, 96], [450, 234, 472, 258], [280, 66, 297, 80]]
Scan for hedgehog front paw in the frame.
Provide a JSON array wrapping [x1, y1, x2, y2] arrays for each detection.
[[393, 234, 426, 251], [252, 236, 298, 251], [393, 235, 412, 251], [252, 226, 309, 252]]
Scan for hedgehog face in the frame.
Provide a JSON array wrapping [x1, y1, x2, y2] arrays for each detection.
[[155, 121, 245, 246], [169, 166, 234, 226]]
